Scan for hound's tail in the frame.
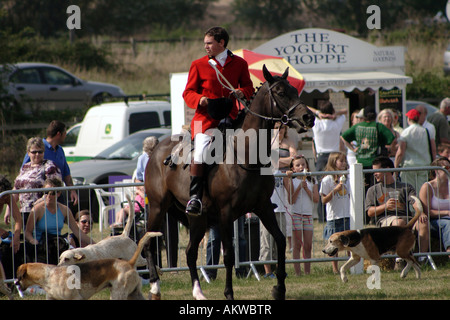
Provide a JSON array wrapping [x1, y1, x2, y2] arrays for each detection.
[[128, 231, 162, 267], [122, 194, 136, 237], [406, 196, 423, 229]]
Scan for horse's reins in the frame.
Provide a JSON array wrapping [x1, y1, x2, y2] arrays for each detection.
[[209, 59, 301, 125], [209, 60, 301, 171]]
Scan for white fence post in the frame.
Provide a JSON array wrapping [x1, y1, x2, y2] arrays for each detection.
[[349, 163, 364, 274]]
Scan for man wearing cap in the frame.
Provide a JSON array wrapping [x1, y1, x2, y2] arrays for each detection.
[[395, 109, 433, 192], [182, 26, 254, 215], [341, 106, 395, 189], [415, 104, 436, 160]]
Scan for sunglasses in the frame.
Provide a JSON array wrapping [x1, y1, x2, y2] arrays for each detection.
[[80, 219, 91, 224], [30, 150, 44, 154], [44, 191, 58, 196]]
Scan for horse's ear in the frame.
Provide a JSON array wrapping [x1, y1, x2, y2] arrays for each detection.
[[282, 67, 289, 79], [263, 64, 274, 84]]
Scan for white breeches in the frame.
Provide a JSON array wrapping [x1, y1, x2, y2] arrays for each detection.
[[193, 132, 212, 164]]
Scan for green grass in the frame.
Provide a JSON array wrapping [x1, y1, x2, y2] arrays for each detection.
[[1, 218, 449, 300], [4, 262, 449, 300]]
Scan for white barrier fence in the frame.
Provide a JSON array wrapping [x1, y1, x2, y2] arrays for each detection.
[[0, 165, 449, 285]]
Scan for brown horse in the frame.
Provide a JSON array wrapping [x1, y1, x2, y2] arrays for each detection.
[[144, 65, 315, 300]]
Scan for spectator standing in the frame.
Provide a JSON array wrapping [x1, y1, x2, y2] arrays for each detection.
[[311, 101, 347, 172], [6, 137, 61, 225], [395, 109, 433, 192], [135, 136, 159, 183], [341, 106, 395, 189], [320, 152, 350, 274], [377, 109, 400, 163], [257, 121, 296, 279], [416, 104, 437, 160], [390, 108, 404, 135], [0, 175, 22, 254], [283, 155, 318, 275], [428, 98, 450, 147], [22, 120, 78, 205], [341, 109, 363, 167]]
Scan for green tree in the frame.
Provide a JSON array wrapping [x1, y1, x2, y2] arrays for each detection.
[[232, 0, 303, 34], [303, 0, 448, 36], [0, 0, 214, 38]]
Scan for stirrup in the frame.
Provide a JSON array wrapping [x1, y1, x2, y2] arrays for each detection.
[[185, 197, 202, 216]]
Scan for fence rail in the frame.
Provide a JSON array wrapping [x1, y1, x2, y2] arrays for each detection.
[[0, 165, 449, 285]]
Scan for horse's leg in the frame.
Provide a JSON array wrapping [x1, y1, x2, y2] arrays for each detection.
[[219, 216, 235, 300], [145, 201, 167, 300], [256, 204, 287, 300], [186, 217, 208, 300]]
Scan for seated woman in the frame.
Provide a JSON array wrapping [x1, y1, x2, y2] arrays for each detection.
[[419, 157, 450, 259], [25, 177, 94, 263], [68, 209, 93, 248]]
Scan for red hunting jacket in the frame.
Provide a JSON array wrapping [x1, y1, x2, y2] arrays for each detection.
[[183, 51, 254, 138]]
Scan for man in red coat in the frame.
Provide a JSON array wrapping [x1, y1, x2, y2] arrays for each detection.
[[182, 26, 254, 215]]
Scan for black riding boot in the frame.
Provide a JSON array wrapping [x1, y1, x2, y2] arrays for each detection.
[[185, 163, 204, 216]]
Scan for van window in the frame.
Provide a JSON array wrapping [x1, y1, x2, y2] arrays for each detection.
[[129, 112, 160, 134], [62, 124, 81, 147], [163, 110, 171, 126]]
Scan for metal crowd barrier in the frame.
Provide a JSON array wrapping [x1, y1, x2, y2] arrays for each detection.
[[0, 165, 449, 286]]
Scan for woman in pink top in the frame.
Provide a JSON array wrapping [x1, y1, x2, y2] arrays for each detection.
[[419, 157, 450, 257], [110, 186, 146, 228]]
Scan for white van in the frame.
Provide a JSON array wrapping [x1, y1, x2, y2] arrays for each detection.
[[62, 100, 171, 162]]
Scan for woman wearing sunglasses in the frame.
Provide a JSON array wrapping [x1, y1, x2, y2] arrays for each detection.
[[25, 178, 94, 258], [68, 209, 93, 248], [5, 137, 61, 226]]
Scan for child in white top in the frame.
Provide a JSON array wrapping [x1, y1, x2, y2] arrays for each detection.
[[320, 152, 350, 273], [284, 155, 319, 275]]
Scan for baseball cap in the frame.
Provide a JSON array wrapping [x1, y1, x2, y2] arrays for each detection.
[[406, 109, 420, 121]]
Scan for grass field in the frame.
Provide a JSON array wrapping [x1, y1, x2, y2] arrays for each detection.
[[2, 219, 449, 301], [6, 262, 449, 300]]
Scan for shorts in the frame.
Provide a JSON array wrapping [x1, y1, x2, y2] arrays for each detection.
[[291, 214, 313, 231], [323, 217, 350, 240], [377, 215, 409, 227]]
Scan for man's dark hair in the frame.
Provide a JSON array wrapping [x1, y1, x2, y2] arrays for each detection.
[[363, 106, 376, 121], [372, 156, 394, 169], [0, 175, 12, 193], [319, 101, 335, 115], [205, 26, 229, 48], [46, 120, 66, 138]]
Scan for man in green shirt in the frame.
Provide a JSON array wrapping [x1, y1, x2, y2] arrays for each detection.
[[341, 106, 395, 188], [428, 97, 450, 147]]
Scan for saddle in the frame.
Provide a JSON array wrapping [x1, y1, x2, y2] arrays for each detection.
[[163, 116, 239, 170]]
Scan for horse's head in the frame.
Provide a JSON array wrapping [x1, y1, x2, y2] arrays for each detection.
[[262, 65, 315, 133]]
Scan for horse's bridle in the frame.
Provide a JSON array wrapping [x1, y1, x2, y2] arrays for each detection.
[[240, 80, 302, 125]]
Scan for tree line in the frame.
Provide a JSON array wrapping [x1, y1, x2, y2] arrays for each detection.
[[0, 0, 447, 38]]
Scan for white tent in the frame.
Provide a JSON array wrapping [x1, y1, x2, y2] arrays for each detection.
[[253, 28, 412, 124]]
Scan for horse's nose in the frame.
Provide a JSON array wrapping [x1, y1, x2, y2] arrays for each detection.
[[302, 112, 315, 127]]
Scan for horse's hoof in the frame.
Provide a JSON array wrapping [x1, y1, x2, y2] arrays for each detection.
[[151, 293, 161, 300], [271, 286, 286, 300]]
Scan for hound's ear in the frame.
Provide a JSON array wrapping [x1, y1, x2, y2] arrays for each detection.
[[263, 64, 275, 84], [339, 235, 350, 247], [74, 253, 86, 261], [281, 67, 289, 79]]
